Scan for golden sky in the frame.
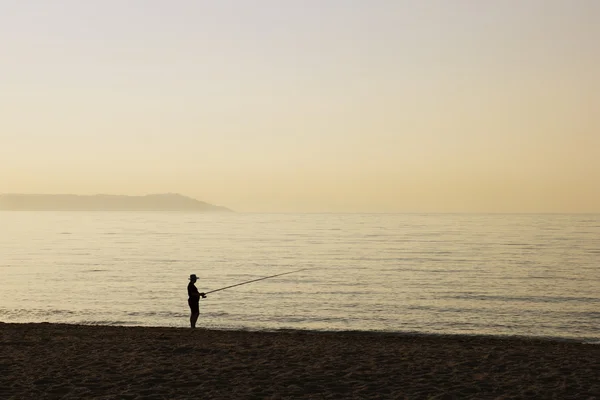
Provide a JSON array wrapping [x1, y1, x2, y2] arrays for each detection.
[[1, 1, 599, 212]]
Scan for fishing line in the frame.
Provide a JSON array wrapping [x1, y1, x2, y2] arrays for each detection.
[[203, 268, 309, 296]]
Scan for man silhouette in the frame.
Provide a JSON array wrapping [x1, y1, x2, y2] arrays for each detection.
[[187, 274, 206, 328]]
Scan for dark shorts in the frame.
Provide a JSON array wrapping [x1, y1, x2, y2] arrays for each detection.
[[188, 299, 199, 314]]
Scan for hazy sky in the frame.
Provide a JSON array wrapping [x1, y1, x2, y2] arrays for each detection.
[[2, 0, 599, 212]]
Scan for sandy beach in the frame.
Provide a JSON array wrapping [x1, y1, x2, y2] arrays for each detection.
[[1, 323, 598, 399]]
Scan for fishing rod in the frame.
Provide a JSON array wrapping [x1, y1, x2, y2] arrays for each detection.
[[202, 268, 308, 297]]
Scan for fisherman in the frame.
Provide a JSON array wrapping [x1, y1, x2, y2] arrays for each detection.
[[187, 274, 206, 328]]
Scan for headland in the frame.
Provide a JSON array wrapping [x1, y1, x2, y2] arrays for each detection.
[[0, 193, 232, 212]]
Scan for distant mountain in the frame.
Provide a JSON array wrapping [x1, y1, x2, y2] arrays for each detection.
[[0, 193, 232, 212]]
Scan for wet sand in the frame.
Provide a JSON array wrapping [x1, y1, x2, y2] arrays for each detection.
[[1, 323, 598, 399]]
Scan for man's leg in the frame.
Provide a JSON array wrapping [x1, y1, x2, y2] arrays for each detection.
[[188, 299, 200, 328]]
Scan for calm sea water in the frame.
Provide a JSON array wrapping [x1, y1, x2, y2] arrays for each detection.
[[1, 212, 598, 342]]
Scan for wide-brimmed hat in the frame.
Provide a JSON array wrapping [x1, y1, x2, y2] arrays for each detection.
[[189, 274, 197, 280]]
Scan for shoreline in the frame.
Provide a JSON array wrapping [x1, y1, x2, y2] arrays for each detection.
[[2, 322, 599, 399], [4, 321, 599, 345]]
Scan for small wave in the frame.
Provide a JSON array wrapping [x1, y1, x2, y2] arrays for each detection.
[[0, 308, 77, 318], [393, 267, 473, 273], [79, 320, 135, 326], [205, 312, 231, 318], [444, 294, 600, 304], [126, 311, 183, 318], [279, 316, 349, 324]]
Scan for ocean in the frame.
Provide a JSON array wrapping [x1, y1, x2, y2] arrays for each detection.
[[1, 212, 598, 343]]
